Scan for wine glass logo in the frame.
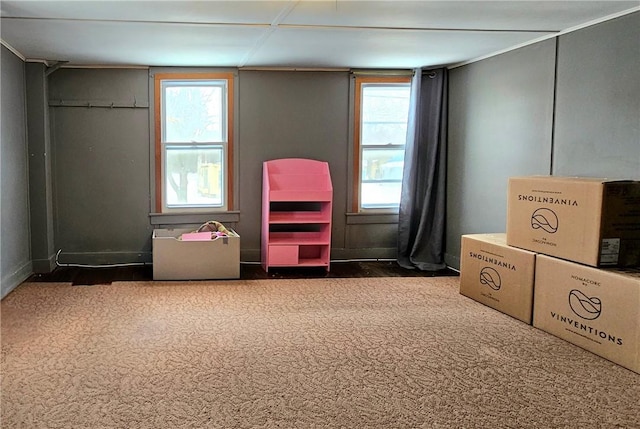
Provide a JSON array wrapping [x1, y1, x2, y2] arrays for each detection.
[[479, 267, 501, 291], [568, 289, 602, 320], [531, 208, 559, 233]]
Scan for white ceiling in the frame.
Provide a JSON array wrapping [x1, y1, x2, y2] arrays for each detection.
[[1, 1, 638, 69]]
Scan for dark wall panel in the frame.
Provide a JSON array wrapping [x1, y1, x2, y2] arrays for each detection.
[[446, 40, 556, 268], [49, 69, 152, 263], [1, 46, 31, 297], [26, 63, 56, 273], [553, 12, 640, 179], [238, 71, 350, 256]]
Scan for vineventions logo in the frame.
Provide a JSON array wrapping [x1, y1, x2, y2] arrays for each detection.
[[568, 289, 602, 320], [479, 267, 501, 291], [531, 208, 559, 233]]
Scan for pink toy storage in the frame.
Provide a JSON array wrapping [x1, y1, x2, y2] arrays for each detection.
[[261, 158, 333, 272]]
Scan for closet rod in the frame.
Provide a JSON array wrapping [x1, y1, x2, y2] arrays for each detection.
[[48, 100, 149, 108]]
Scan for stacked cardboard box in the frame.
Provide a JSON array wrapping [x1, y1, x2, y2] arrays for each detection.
[[506, 176, 640, 268], [507, 176, 640, 373], [533, 255, 639, 373], [460, 233, 536, 324], [460, 176, 640, 373]]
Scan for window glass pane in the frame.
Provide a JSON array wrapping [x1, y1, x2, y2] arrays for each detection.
[[361, 85, 410, 146], [361, 182, 402, 208], [361, 149, 404, 181], [361, 123, 408, 146], [165, 145, 223, 207], [164, 82, 224, 143]]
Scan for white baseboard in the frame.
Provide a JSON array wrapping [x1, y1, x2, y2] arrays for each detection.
[[1, 260, 33, 299]]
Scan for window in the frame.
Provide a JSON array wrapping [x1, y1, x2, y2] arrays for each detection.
[[154, 73, 234, 212], [353, 76, 411, 211]]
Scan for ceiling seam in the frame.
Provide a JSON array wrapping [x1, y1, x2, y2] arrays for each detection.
[[277, 24, 559, 33], [0, 16, 270, 28], [238, 0, 300, 68], [1, 16, 561, 34]]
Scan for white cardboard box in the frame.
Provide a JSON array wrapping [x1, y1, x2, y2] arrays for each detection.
[[460, 233, 536, 324], [533, 254, 640, 374], [152, 228, 240, 280]]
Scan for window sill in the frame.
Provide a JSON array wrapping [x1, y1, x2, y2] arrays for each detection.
[[149, 211, 240, 226], [346, 212, 399, 225]]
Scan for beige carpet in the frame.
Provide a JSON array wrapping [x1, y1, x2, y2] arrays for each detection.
[[1, 277, 638, 429]]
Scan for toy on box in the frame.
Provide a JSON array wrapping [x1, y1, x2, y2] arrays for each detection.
[[180, 221, 235, 241]]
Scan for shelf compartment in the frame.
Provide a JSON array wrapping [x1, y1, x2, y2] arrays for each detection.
[[270, 201, 323, 211], [267, 245, 330, 267], [299, 244, 329, 261]]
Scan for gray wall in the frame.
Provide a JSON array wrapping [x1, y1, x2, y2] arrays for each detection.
[[1, 46, 31, 297], [553, 12, 640, 178], [41, 68, 397, 266], [446, 12, 640, 269], [238, 71, 349, 260], [48, 69, 152, 264], [446, 40, 556, 268], [237, 71, 398, 260], [26, 63, 56, 273]]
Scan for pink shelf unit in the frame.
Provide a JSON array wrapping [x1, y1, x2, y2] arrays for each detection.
[[261, 158, 333, 272]]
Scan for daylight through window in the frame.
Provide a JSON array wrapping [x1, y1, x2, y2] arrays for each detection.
[[154, 73, 234, 212], [354, 76, 411, 210]]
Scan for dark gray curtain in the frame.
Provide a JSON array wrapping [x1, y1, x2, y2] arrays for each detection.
[[397, 67, 448, 270]]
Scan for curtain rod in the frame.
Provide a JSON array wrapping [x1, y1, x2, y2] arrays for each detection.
[[240, 66, 349, 72], [350, 69, 415, 76]]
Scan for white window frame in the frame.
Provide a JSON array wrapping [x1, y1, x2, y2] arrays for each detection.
[[154, 72, 234, 213]]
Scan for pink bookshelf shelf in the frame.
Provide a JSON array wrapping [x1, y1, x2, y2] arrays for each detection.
[[269, 212, 331, 224], [268, 232, 330, 245]]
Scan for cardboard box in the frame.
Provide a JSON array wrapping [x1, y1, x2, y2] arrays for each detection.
[[533, 255, 640, 373], [460, 233, 536, 324], [506, 176, 640, 267], [152, 228, 240, 280]]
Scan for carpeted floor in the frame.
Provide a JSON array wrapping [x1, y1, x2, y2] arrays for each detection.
[[1, 277, 638, 428]]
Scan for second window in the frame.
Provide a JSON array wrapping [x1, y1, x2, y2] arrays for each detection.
[[353, 76, 411, 211]]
